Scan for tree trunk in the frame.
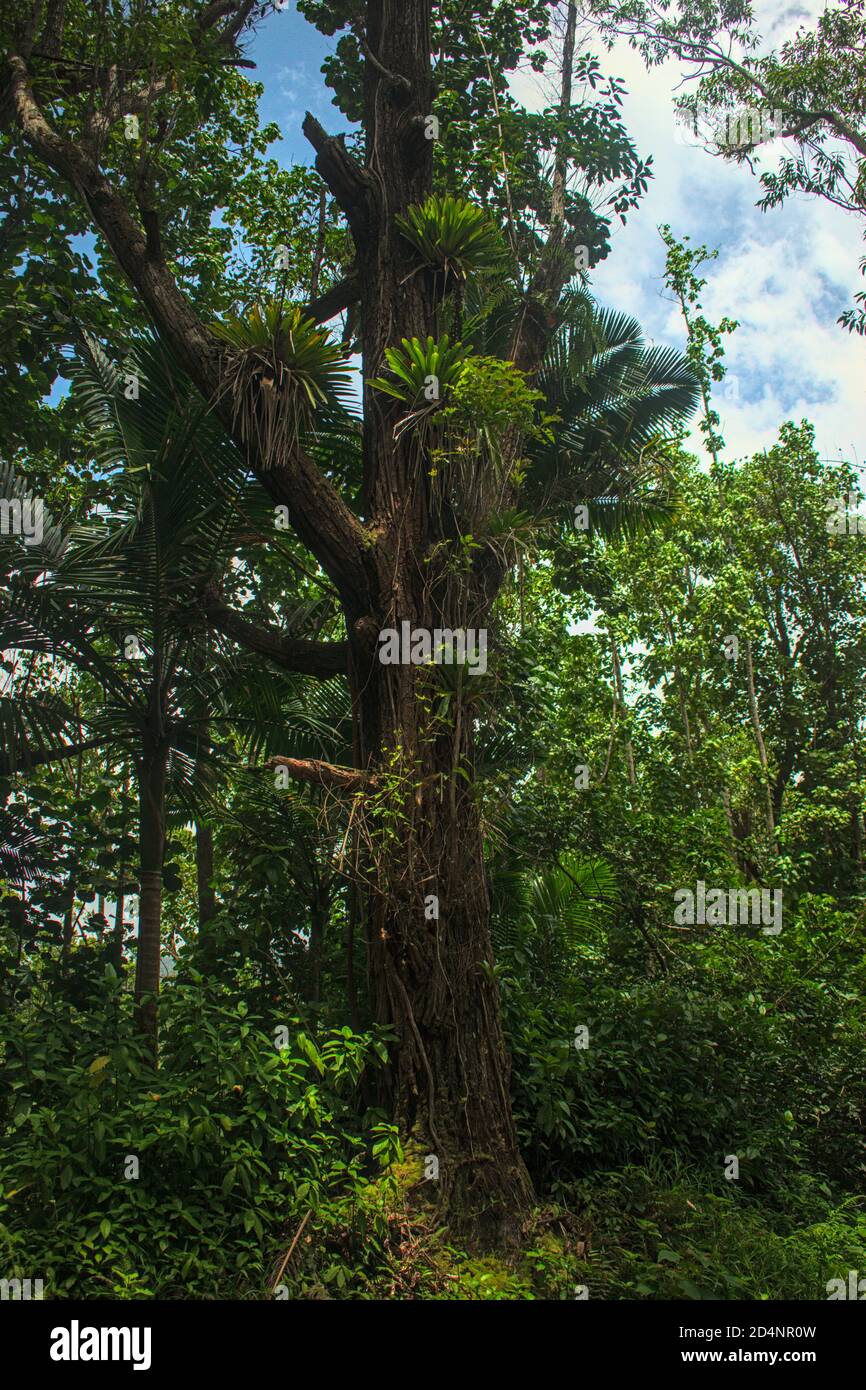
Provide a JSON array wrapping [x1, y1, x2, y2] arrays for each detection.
[[195, 821, 217, 927], [611, 639, 637, 788], [551, 0, 577, 226], [744, 637, 778, 854], [61, 858, 77, 967], [338, 0, 535, 1240], [112, 865, 126, 975], [134, 740, 168, 1040], [308, 883, 326, 1004], [353, 632, 534, 1241]]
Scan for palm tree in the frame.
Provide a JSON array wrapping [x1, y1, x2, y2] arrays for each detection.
[[529, 288, 701, 529], [491, 852, 619, 994], [0, 334, 307, 1037]]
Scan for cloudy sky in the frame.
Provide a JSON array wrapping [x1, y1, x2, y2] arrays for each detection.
[[251, 1, 865, 470]]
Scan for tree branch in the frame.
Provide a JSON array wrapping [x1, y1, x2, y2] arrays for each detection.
[[302, 272, 360, 323], [5, 53, 373, 606], [6, 52, 220, 384], [302, 112, 375, 243], [0, 737, 105, 777], [203, 589, 348, 679], [266, 756, 377, 792]]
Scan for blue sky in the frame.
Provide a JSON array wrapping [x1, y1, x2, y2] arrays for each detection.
[[250, 5, 350, 161], [246, 1, 865, 473]]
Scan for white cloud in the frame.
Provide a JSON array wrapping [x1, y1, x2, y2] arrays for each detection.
[[511, 0, 866, 465]]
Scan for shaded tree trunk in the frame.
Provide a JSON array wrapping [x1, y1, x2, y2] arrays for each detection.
[[134, 739, 168, 1040], [112, 865, 126, 975], [112, 766, 130, 974], [308, 879, 327, 1004], [195, 821, 217, 927], [349, 604, 534, 1237], [61, 858, 77, 966]]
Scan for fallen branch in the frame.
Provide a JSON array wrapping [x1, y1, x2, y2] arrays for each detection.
[[266, 756, 378, 793], [270, 1210, 311, 1294]]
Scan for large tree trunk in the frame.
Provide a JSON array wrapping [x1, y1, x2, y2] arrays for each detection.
[[357, 646, 534, 1240], [134, 740, 168, 1040]]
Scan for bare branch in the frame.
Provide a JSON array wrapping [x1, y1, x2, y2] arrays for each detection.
[[303, 112, 375, 243]]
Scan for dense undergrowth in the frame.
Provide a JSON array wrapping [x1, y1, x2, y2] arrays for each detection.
[[2, 898, 863, 1301]]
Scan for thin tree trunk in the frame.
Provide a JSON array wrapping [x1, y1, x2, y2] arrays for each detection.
[[62, 719, 84, 967], [310, 184, 327, 302], [62, 859, 77, 966], [112, 765, 130, 974], [134, 739, 168, 1040], [551, 0, 577, 227], [346, 873, 360, 1032], [112, 864, 126, 975], [612, 640, 637, 788], [308, 874, 326, 1004], [744, 637, 777, 853], [663, 612, 695, 769], [195, 821, 217, 927]]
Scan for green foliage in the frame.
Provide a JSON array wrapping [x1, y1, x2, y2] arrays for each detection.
[[0, 964, 393, 1299], [499, 885, 866, 1208], [569, 1163, 866, 1300], [443, 355, 550, 442], [530, 288, 700, 518], [396, 195, 509, 283], [214, 303, 354, 422], [370, 339, 548, 467], [659, 226, 737, 464], [368, 334, 469, 407]]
